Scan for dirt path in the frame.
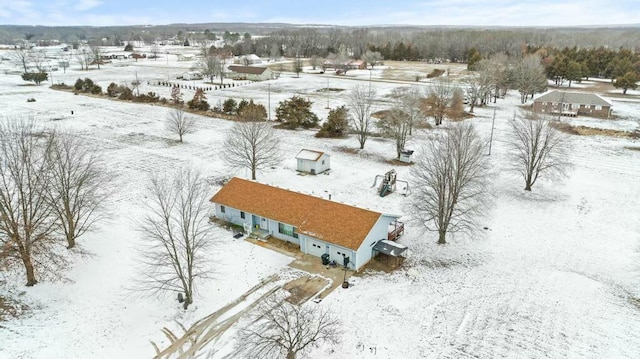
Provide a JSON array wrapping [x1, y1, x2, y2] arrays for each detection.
[[151, 270, 331, 358]]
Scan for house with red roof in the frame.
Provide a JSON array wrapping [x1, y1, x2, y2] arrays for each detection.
[[210, 177, 405, 270]]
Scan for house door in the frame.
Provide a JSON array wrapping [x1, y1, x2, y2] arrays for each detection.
[[252, 215, 266, 230]]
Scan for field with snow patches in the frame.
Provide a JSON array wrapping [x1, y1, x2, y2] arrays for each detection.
[[1, 46, 640, 359]]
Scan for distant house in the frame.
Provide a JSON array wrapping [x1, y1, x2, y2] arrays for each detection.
[[348, 60, 366, 70], [533, 91, 612, 118], [227, 65, 274, 81], [181, 72, 203, 80], [236, 54, 263, 65], [295, 149, 330, 175], [210, 178, 405, 270], [177, 54, 195, 61], [128, 53, 146, 60]]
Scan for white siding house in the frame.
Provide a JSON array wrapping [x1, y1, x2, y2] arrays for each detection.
[[210, 177, 403, 270], [295, 149, 330, 175], [227, 65, 274, 81]]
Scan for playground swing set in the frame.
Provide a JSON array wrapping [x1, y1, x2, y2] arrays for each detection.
[[371, 169, 411, 197]]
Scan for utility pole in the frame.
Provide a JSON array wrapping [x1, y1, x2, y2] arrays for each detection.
[[268, 83, 271, 121], [325, 77, 330, 109], [488, 108, 496, 155]]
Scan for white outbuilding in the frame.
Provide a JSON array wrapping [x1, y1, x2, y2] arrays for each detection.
[[295, 149, 330, 175]]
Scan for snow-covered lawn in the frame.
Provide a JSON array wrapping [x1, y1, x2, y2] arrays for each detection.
[[1, 50, 639, 358]]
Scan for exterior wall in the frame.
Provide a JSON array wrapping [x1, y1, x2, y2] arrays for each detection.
[[213, 203, 251, 228], [296, 154, 330, 174], [297, 159, 314, 173], [316, 154, 330, 173], [355, 215, 398, 269], [266, 219, 300, 245], [299, 234, 356, 269], [533, 101, 611, 118]]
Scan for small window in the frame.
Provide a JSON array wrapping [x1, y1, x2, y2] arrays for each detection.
[[240, 211, 245, 219], [595, 105, 602, 110], [220, 205, 225, 213], [322, 160, 325, 165]]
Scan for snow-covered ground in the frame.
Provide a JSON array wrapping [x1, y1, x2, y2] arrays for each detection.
[[1, 48, 639, 359]]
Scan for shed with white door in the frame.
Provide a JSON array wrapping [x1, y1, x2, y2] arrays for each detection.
[[295, 149, 330, 175]]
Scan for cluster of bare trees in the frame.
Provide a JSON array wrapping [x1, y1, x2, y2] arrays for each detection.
[[136, 167, 213, 309], [0, 119, 109, 286], [408, 110, 568, 244]]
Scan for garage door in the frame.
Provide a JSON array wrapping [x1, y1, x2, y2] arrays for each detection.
[[307, 239, 327, 257], [330, 246, 352, 266]]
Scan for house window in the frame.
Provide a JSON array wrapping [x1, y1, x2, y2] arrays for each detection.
[[240, 211, 245, 219], [595, 105, 602, 110], [278, 223, 299, 238], [220, 205, 225, 213], [322, 160, 325, 165]]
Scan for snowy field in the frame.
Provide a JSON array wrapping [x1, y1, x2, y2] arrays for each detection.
[[1, 47, 640, 358]]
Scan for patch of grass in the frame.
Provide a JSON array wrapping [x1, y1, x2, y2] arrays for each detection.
[[0, 295, 28, 322], [625, 146, 640, 151], [426, 68, 445, 78], [551, 122, 639, 138]]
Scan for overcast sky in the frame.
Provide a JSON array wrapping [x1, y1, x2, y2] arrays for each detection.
[[1, 0, 638, 27]]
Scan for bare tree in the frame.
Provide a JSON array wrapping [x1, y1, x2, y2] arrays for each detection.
[[58, 51, 71, 73], [0, 119, 60, 286], [76, 48, 92, 71], [29, 49, 47, 73], [463, 69, 493, 113], [511, 54, 547, 104], [136, 167, 213, 309], [150, 44, 160, 60], [236, 292, 342, 359], [293, 53, 303, 77], [392, 86, 423, 135], [361, 50, 383, 69], [166, 107, 195, 142], [309, 55, 321, 70], [198, 55, 222, 84], [380, 87, 421, 158], [409, 123, 491, 244], [10, 46, 31, 73], [89, 45, 103, 70], [223, 121, 282, 180], [45, 130, 110, 249], [347, 85, 376, 149], [507, 112, 568, 191], [421, 77, 460, 126]]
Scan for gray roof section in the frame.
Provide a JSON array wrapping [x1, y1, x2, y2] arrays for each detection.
[[373, 240, 407, 257], [534, 91, 612, 106]]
